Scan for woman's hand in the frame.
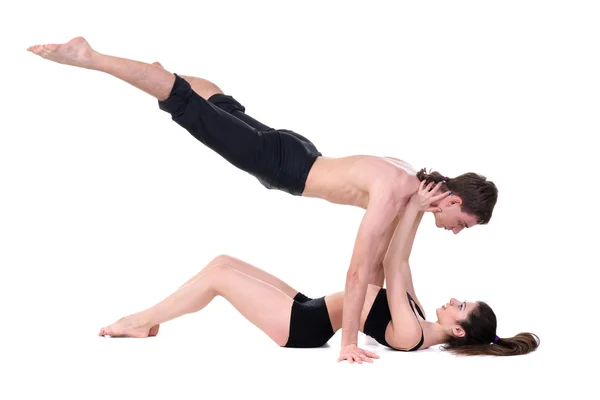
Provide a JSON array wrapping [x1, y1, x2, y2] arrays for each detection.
[[409, 180, 451, 213]]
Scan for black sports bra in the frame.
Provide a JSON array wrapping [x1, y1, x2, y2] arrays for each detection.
[[363, 288, 425, 351]]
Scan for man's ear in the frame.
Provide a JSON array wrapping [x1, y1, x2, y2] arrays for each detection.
[[449, 195, 462, 207]]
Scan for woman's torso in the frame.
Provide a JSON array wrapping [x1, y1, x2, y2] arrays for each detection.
[[323, 284, 424, 350]]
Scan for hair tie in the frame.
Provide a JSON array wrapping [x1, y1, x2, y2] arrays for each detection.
[[444, 176, 449, 182], [492, 335, 500, 344]]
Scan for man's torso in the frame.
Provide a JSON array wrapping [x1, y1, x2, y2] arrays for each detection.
[[302, 155, 420, 211]]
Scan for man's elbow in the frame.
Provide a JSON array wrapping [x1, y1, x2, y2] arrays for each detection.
[[346, 263, 369, 287], [346, 267, 360, 286]]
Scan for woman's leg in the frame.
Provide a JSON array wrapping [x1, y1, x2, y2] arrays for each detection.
[[178, 255, 303, 298], [99, 255, 294, 345]]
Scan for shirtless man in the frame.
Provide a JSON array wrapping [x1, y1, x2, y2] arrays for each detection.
[[27, 37, 498, 364]]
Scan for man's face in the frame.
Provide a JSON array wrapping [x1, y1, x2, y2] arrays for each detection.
[[433, 195, 478, 234]]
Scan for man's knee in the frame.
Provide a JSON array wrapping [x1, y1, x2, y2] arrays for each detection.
[[180, 75, 224, 100]]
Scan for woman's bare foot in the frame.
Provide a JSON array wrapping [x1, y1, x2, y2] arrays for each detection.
[[99, 315, 160, 338], [148, 324, 160, 337], [27, 36, 95, 68]]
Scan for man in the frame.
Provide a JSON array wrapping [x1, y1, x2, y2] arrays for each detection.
[[27, 36, 498, 363]]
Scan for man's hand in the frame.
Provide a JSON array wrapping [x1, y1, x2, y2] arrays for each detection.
[[409, 180, 451, 212], [337, 344, 380, 364]]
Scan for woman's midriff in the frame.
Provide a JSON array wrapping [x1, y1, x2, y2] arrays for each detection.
[[324, 284, 382, 334]]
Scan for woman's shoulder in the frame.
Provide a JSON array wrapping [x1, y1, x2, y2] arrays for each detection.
[[385, 292, 425, 351]]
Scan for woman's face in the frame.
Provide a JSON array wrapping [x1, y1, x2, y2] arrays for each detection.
[[436, 298, 478, 335]]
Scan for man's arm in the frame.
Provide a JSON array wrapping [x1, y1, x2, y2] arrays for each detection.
[[338, 188, 402, 363], [368, 213, 403, 287]]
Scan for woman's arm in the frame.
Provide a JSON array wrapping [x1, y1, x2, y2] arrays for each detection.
[[381, 200, 424, 349], [382, 181, 449, 348], [383, 206, 423, 267]]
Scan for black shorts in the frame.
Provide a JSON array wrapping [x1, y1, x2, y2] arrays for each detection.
[[158, 74, 322, 196], [284, 294, 335, 348]]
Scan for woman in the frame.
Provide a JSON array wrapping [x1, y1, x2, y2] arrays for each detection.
[[99, 181, 538, 358]]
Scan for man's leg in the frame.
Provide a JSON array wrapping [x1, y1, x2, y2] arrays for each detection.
[[162, 71, 323, 196], [28, 37, 271, 176], [28, 37, 321, 196], [154, 63, 274, 132], [28, 37, 175, 101]]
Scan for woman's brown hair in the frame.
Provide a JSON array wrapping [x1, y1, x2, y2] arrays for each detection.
[[443, 301, 540, 356]]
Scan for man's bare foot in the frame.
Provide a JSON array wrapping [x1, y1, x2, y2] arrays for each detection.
[[99, 315, 160, 338], [27, 36, 95, 68]]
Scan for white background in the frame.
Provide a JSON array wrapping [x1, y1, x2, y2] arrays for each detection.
[[1, 0, 598, 398]]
